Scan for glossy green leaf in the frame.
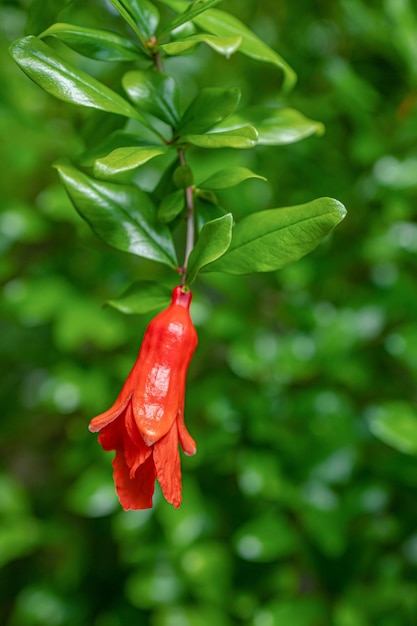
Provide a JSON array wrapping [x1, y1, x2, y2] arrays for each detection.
[[216, 107, 324, 145], [79, 132, 156, 167], [157, 190, 185, 223], [107, 281, 172, 314], [94, 146, 168, 180], [205, 198, 347, 274], [177, 87, 241, 135], [162, 1, 296, 91], [186, 213, 233, 285], [108, 0, 159, 41], [122, 70, 181, 126], [368, 402, 417, 455], [181, 126, 258, 149], [9, 36, 145, 123], [54, 160, 177, 267], [159, 0, 223, 37], [39, 23, 144, 61], [160, 34, 242, 57], [194, 8, 296, 92], [199, 167, 266, 190]]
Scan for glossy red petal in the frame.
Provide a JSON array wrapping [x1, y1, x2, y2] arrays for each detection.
[[123, 405, 152, 478], [89, 393, 132, 433], [97, 417, 123, 451], [112, 449, 156, 510], [153, 421, 182, 509], [177, 404, 196, 456]]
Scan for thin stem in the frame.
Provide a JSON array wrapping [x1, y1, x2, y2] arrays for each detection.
[[178, 148, 195, 286], [151, 45, 195, 285]]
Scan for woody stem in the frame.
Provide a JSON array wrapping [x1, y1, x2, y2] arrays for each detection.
[[178, 148, 195, 286]]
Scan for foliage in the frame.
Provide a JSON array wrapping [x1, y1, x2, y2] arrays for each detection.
[[1, 0, 417, 625]]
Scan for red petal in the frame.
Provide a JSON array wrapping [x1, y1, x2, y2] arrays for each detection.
[[153, 421, 182, 508], [177, 404, 196, 456], [89, 393, 132, 433], [123, 406, 152, 477], [112, 449, 156, 510], [97, 417, 123, 451]]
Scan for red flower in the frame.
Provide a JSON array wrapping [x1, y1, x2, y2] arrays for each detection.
[[89, 286, 198, 510]]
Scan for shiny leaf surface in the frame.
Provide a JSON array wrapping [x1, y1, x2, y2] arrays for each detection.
[[186, 213, 233, 284], [177, 87, 241, 135], [94, 146, 168, 180], [216, 107, 325, 145], [199, 167, 266, 190], [205, 198, 347, 274], [107, 281, 172, 314], [54, 160, 177, 266], [40, 23, 144, 61], [9, 36, 145, 122], [122, 70, 181, 126], [181, 126, 258, 149]]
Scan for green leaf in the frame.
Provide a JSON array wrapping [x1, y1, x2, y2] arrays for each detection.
[[186, 213, 233, 284], [79, 131, 156, 167], [94, 146, 168, 180], [177, 87, 241, 135], [39, 23, 144, 61], [205, 198, 347, 274], [108, 0, 159, 42], [199, 167, 266, 190], [122, 70, 181, 127], [367, 402, 417, 455], [163, 2, 296, 91], [54, 160, 177, 267], [159, 0, 224, 37], [181, 126, 258, 149], [195, 8, 295, 92], [160, 33, 242, 57], [216, 107, 325, 145], [157, 190, 185, 223], [9, 36, 146, 123], [108, 281, 172, 314]]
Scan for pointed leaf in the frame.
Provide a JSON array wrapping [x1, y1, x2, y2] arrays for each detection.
[[368, 402, 417, 455], [205, 198, 347, 274], [162, 1, 296, 91], [9, 36, 146, 123], [159, 0, 223, 37], [177, 87, 241, 135], [94, 146, 168, 180], [160, 34, 242, 57], [217, 107, 324, 145], [181, 126, 258, 149], [40, 23, 144, 61], [108, 281, 172, 314], [54, 160, 177, 267], [157, 190, 185, 223], [122, 70, 181, 126], [194, 8, 296, 92], [108, 0, 159, 41], [199, 167, 266, 190], [79, 131, 156, 167], [186, 213, 233, 284]]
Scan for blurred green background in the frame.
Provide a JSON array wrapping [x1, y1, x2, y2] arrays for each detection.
[[2, 0, 417, 624]]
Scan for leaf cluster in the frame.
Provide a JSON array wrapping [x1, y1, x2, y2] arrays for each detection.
[[9, 0, 345, 312]]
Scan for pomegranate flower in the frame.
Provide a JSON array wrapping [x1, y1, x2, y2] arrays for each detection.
[[89, 286, 198, 510]]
